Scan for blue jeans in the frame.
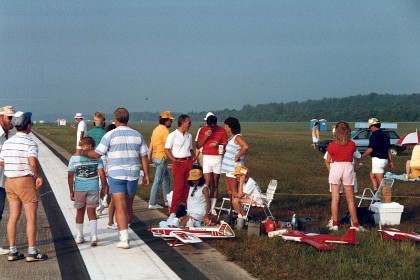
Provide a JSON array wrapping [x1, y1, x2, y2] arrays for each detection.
[[149, 157, 170, 205], [0, 187, 5, 222]]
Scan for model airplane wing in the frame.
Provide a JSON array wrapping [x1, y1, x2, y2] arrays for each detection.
[[170, 231, 202, 244], [300, 238, 335, 251], [380, 228, 420, 242]]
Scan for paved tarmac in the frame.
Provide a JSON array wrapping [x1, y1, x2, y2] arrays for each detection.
[[0, 132, 254, 280]]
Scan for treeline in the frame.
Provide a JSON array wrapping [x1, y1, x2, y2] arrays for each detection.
[[131, 92, 420, 122]]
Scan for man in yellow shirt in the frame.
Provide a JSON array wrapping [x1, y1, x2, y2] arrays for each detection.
[[148, 111, 174, 209]]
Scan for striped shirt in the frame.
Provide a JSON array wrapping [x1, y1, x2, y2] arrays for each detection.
[[0, 132, 38, 178], [95, 126, 149, 180], [221, 134, 244, 175]]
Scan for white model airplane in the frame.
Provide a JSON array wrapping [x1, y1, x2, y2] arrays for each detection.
[[379, 228, 420, 242], [148, 221, 235, 247]]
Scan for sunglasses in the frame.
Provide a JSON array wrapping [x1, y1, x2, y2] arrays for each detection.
[[191, 186, 198, 197], [7, 116, 12, 120]]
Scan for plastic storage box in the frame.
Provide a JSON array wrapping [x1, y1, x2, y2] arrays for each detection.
[[370, 202, 404, 225]]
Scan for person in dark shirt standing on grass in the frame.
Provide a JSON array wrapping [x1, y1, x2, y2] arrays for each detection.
[[361, 118, 393, 193]]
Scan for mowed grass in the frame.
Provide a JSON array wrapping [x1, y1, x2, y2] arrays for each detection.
[[33, 121, 420, 280]]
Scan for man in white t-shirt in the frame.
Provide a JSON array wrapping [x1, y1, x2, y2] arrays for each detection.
[[70, 113, 87, 150], [0, 105, 15, 255], [165, 114, 196, 214]]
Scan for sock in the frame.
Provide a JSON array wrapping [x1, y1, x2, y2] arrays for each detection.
[[89, 219, 98, 237], [333, 220, 339, 226], [120, 229, 129, 241], [353, 221, 360, 227], [9, 246, 17, 253], [238, 214, 243, 218], [76, 223, 84, 237], [28, 247, 37, 254]]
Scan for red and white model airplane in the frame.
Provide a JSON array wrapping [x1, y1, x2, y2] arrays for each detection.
[[281, 227, 358, 251], [148, 221, 235, 247], [379, 228, 420, 242]]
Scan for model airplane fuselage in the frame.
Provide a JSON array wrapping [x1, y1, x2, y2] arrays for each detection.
[[281, 227, 358, 251], [379, 228, 420, 242], [148, 221, 235, 246]]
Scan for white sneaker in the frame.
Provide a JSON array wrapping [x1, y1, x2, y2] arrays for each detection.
[[90, 236, 98, 247], [329, 225, 338, 231], [149, 204, 163, 209], [107, 223, 118, 230], [326, 218, 333, 228], [76, 236, 85, 244], [102, 194, 110, 207], [117, 239, 130, 249], [96, 204, 105, 217], [0, 247, 10, 255], [355, 225, 367, 232]]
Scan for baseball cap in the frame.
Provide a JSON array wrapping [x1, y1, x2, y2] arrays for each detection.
[[12, 111, 32, 129], [232, 165, 249, 176], [160, 111, 175, 120], [187, 169, 203, 181], [367, 118, 380, 127], [0, 106, 16, 116], [204, 112, 214, 120]]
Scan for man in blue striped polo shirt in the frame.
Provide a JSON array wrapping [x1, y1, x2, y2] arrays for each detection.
[[80, 108, 150, 249]]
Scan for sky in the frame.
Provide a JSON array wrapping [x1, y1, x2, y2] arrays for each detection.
[[1, 1, 419, 119]]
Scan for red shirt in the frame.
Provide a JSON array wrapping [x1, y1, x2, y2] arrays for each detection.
[[327, 141, 356, 162], [197, 125, 228, 155]]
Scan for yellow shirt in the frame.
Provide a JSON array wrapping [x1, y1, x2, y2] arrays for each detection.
[[151, 124, 169, 160], [410, 144, 420, 167]]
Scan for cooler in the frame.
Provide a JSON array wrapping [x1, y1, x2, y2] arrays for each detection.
[[370, 202, 404, 225]]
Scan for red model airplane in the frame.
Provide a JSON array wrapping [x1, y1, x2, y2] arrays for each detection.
[[148, 221, 235, 247], [281, 227, 358, 251], [379, 228, 420, 242]]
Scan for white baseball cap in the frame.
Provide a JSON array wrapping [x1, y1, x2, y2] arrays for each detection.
[[204, 112, 214, 120]]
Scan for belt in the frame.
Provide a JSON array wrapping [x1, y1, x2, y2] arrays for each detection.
[[175, 157, 191, 161]]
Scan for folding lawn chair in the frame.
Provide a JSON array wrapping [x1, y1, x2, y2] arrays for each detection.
[[355, 178, 394, 209], [241, 179, 278, 218]]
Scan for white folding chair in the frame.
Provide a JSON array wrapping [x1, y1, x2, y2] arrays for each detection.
[[241, 179, 278, 218], [215, 197, 232, 221], [355, 178, 394, 209]]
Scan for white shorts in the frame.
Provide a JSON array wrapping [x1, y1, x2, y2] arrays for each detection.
[[202, 155, 222, 174], [328, 162, 355, 186], [372, 157, 388, 174], [312, 137, 319, 144]]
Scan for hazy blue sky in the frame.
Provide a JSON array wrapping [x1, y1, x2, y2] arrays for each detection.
[[1, 1, 419, 118]]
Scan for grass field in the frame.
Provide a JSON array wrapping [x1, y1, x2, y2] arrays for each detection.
[[33, 121, 420, 280]]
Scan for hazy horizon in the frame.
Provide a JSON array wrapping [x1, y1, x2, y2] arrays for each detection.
[[1, 1, 419, 117]]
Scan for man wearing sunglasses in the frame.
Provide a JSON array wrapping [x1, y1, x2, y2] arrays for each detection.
[[0, 105, 16, 255]]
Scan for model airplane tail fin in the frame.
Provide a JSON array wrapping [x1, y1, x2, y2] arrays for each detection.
[[343, 227, 358, 244]]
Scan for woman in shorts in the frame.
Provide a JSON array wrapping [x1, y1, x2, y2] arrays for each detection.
[[326, 121, 365, 232]]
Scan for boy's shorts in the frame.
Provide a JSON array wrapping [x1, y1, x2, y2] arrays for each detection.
[[5, 176, 39, 204], [108, 177, 138, 195], [202, 155, 222, 174], [371, 157, 388, 174], [74, 190, 99, 209]]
